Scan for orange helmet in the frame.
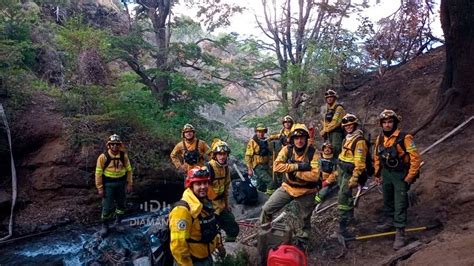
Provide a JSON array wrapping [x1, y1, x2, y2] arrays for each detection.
[[185, 167, 210, 188]]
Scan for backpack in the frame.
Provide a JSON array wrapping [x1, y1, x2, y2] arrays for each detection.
[[286, 145, 316, 163], [376, 132, 420, 180], [102, 151, 126, 180], [324, 104, 343, 122], [285, 145, 321, 189], [151, 200, 218, 265], [253, 135, 270, 156], [183, 139, 201, 165], [232, 173, 259, 205], [341, 134, 374, 185]]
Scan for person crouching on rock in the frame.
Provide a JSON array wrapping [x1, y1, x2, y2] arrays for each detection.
[[169, 167, 221, 266], [260, 123, 320, 246], [95, 134, 133, 237]]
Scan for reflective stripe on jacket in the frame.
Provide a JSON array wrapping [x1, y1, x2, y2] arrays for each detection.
[[95, 150, 132, 190], [170, 138, 210, 171], [207, 159, 230, 215]]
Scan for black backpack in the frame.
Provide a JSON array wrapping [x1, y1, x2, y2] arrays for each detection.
[[102, 151, 126, 174], [183, 139, 201, 165], [232, 173, 258, 205], [341, 134, 375, 185]]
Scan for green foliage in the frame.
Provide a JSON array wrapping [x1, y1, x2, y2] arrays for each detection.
[[58, 85, 106, 116]]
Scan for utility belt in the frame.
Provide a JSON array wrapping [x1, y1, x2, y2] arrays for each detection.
[[338, 161, 355, 173], [102, 175, 126, 183], [285, 173, 320, 189], [380, 157, 408, 172]]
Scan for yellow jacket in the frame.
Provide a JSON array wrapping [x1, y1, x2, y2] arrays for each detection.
[[322, 102, 346, 133], [206, 159, 230, 215], [319, 153, 338, 184], [338, 129, 368, 184], [95, 150, 133, 190], [373, 129, 421, 180], [170, 138, 210, 171], [269, 128, 292, 144], [244, 136, 271, 169], [274, 145, 320, 197], [169, 188, 219, 266]]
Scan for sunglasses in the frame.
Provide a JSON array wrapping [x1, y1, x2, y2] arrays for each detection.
[[193, 169, 210, 178], [342, 117, 356, 124]]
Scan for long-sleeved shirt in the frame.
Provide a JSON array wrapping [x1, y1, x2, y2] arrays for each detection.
[[274, 145, 320, 197], [338, 129, 368, 184], [322, 102, 346, 133], [373, 129, 421, 180], [170, 138, 210, 171], [95, 150, 133, 190], [244, 136, 271, 169], [206, 159, 231, 215]]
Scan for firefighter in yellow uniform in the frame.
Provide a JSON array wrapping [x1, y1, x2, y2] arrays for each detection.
[[267, 115, 295, 194], [320, 89, 346, 157], [373, 110, 421, 250], [206, 139, 239, 242], [245, 123, 272, 193], [261, 123, 320, 244], [95, 134, 133, 237], [336, 114, 368, 238], [169, 167, 221, 266], [170, 124, 210, 175]]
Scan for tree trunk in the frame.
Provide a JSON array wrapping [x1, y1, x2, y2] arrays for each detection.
[[413, 0, 474, 134], [439, 0, 474, 108]]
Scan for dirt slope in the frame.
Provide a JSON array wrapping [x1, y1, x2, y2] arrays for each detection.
[[307, 46, 474, 265]]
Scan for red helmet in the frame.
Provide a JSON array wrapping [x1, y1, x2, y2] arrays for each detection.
[[185, 167, 210, 188]]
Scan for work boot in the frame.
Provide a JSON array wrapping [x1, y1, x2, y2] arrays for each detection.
[[100, 221, 109, 238], [375, 221, 393, 232], [393, 228, 407, 250], [115, 216, 125, 232]]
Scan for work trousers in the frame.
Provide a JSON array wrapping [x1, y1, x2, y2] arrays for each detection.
[[382, 168, 409, 228], [102, 180, 126, 221]]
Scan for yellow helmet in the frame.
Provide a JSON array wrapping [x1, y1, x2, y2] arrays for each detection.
[[324, 89, 338, 98], [211, 139, 231, 154], [182, 123, 195, 137], [341, 113, 359, 127], [282, 115, 294, 124], [289, 123, 310, 143], [379, 109, 401, 123], [255, 123, 268, 133]]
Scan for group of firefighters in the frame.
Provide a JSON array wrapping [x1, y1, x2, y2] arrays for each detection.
[[94, 89, 421, 265]]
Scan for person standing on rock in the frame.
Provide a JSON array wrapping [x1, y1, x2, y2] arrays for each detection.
[[373, 110, 421, 250], [95, 134, 133, 237], [267, 115, 295, 194], [261, 123, 320, 245], [320, 89, 346, 157], [245, 123, 273, 194], [205, 139, 239, 242], [169, 167, 221, 266], [170, 124, 210, 176], [335, 114, 368, 238]]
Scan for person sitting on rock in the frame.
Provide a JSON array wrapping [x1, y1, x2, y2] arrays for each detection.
[[169, 167, 221, 266], [314, 141, 338, 206], [245, 123, 273, 194], [170, 124, 210, 176], [95, 134, 133, 237], [261, 123, 320, 245], [206, 139, 239, 242]]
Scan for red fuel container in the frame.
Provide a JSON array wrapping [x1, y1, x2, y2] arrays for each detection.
[[267, 244, 307, 266]]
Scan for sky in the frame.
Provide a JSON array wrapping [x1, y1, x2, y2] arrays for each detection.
[[174, 0, 443, 40]]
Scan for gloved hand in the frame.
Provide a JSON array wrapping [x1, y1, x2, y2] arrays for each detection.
[[348, 178, 359, 188], [297, 162, 311, 171]]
